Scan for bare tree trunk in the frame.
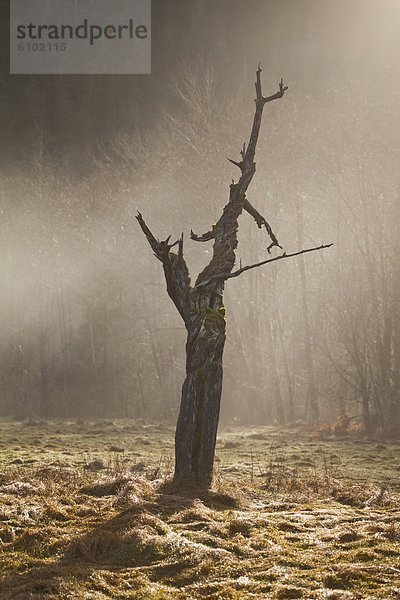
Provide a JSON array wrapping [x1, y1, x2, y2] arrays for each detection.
[[137, 68, 330, 487], [104, 280, 120, 416], [57, 284, 69, 417], [388, 241, 400, 431], [296, 196, 319, 422], [88, 304, 100, 410], [263, 286, 285, 425], [39, 328, 50, 417], [275, 298, 295, 422], [38, 288, 50, 417]]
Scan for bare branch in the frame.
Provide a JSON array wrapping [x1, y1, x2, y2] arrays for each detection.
[[242, 66, 288, 173], [227, 157, 243, 171], [243, 197, 281, 252], [190, 228, 214, 242], [320, 341, 362, 393], [136, 213, 192, 323], [194, 243, 333, 290], [263, 78, 288, 104], [227, 244, 333, 280], [195, 67, 289, 286], [136, 211, 164, 260]]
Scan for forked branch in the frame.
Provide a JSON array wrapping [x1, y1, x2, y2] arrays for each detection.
[[136, 212, 191, 323], [242, 66, 288, 175], [263, 78, 288, 104]]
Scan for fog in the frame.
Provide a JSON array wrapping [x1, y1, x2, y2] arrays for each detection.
[[0, 0, 399, 434]]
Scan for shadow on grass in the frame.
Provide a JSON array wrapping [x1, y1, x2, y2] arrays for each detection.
[[0, 483, 243, 599]]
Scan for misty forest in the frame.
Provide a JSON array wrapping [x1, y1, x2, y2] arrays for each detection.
[[1, 1, 400, 598]]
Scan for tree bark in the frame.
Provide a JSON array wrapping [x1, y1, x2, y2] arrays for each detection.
[[174, 297, 226, 486]]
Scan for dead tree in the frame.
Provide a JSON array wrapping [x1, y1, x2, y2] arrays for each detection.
[[137, 67, 332, 487]]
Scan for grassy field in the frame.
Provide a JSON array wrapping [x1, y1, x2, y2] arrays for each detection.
[[0, 418, 399, 599]]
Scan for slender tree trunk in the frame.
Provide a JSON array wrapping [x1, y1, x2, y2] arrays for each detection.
[[263, 296, 285, 425], [39, 333, 49, 417], [388, 240, 400, 431], [39, 289, 50, 417], [88, 305, 100, 411], [276, 302, 295, 422], [296, 197, 319, 422], [57, 285, 69, 417], [360, 384, 371, 435]]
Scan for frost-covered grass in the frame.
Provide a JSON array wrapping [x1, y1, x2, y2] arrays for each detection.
[[0, 419, 399, 599]]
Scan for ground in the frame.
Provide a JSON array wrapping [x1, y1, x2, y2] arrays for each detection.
[[0, 419, 399, 599]]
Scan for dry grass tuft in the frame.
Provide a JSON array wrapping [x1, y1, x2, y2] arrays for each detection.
[[0, 482, 41, 496], [12, 528, 48, 552], [79, 474, 154, 500], [274, 585, 304, 599], [80, 475, 132, 497], [323, 566, 369, 590]]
